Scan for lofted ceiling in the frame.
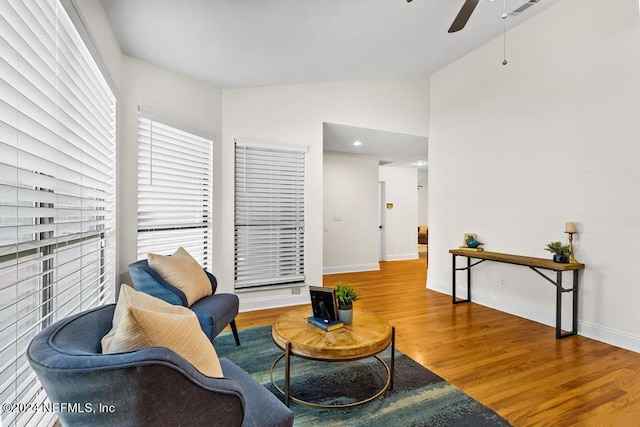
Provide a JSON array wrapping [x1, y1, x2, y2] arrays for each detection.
[[98, 0, 562, 174], [99, 0, 562, 89]]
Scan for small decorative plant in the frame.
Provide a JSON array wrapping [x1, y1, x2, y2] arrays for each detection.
[[544, 241, 570, 255], [545, 241, 570, 263], [335, 282, 359, 309]]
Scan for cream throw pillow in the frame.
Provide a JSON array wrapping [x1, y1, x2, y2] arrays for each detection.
[[106, 306, 223, 378], [147, 247, 212, 306], [101, 284, 188, 352]]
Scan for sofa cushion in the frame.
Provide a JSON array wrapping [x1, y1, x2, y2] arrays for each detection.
[[147, 247, 212, 306], [101, 284, 188, 352], [107, 305, 223, 377], [191, 293, 240, 339]]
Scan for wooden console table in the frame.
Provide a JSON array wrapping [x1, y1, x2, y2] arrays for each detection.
[[449, 249, 585, 339]]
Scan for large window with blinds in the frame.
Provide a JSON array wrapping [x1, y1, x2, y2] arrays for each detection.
[[137, 114, 213, 267], [0, 1, 116, 426], [234, 139, 306, 290]]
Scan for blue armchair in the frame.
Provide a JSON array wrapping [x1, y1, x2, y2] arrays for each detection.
[[27, 305, 293, 427], [128, 260, 240, 345]]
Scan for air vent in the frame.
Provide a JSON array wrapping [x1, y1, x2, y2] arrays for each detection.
[[511, 0, 540, 15]]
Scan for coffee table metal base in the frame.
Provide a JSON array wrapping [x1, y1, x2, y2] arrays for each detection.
[[270, 327, 395, 409]]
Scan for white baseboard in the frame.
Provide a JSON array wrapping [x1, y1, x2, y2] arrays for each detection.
[[579, 320, 640, 353], [238, 293, 309, 313], [386, 253, 419, 261], [426, 279, 451, 296], [323, 263, 380, 275], [428, 278, 560, 327], [427, 279, 640, 353]]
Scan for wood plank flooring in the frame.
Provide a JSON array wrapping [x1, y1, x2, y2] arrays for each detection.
[[233, 259, 640, 426]]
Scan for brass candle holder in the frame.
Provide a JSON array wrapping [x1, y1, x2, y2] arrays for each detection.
[[564, 231, 578, 264]]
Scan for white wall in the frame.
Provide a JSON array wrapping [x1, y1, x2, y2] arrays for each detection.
[[118, 56, 223, 281], [323, 151, 380, 274], [428, 0, 640, 351], [222, 77, 429, 310], [379, 166, 419, 261], [73, 0, 122, 88]]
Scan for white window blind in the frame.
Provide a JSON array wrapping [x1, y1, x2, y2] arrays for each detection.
[[0, 1, 116, 426], [234, 139, 306, 289], [137, 114, 213, 267]]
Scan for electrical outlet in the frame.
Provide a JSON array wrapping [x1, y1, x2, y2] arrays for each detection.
[[291, 288, 301, 295], [500, 277, 507, 288]]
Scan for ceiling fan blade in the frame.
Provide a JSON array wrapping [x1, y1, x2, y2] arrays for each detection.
[[448, 0, 481, 33]]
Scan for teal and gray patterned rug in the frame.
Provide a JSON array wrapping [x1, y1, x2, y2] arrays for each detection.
[[215, 326, 511, 427]]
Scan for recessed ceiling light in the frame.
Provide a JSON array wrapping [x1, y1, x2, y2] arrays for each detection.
[[353, 141, 362, 146], [415, 160, 427, 166]]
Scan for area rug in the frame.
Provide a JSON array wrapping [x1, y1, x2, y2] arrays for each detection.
[[215, 326, 511, 427]]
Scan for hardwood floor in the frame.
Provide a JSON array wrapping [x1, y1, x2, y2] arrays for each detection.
[[233, 259, 640, 426]]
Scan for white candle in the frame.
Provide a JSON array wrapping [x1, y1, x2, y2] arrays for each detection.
[[565, 222, 577, 233]]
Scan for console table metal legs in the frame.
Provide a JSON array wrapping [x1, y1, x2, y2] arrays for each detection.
[[529, 267, 579, 339], [451, 253, 580, 339], [452, 255, 486, 304]]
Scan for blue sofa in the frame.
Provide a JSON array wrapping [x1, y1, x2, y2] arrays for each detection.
[[27, 304, 293, 426]]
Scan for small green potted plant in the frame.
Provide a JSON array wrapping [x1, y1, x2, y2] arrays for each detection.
[[335, 282, 359, 325], [545, 241, 570, 263]]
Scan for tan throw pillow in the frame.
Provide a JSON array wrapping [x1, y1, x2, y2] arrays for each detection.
[[102, 284, 188, 353], [147, 247, 212, 306], [106, 306, 223, 378]]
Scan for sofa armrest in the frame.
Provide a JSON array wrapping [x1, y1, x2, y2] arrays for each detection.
[[221, 359, 293, 427], [204, 269, 218, 294], [128, 260, 187, 306]]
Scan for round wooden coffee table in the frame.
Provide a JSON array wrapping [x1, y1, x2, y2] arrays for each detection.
[[270, 306, 395, 408]]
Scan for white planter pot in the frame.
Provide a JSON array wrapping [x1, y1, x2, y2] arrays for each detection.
[[338, 308, 353, 325]]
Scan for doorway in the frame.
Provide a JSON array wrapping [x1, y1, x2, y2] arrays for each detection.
[[378, 181, 386, 262]]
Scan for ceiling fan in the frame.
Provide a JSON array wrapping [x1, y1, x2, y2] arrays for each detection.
[[447, 0, 481, 33], [407, 0, 542, 33], [406, 0, 480, 33]]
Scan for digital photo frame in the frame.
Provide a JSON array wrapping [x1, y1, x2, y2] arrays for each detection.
[[308, 286, 339, 322]]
